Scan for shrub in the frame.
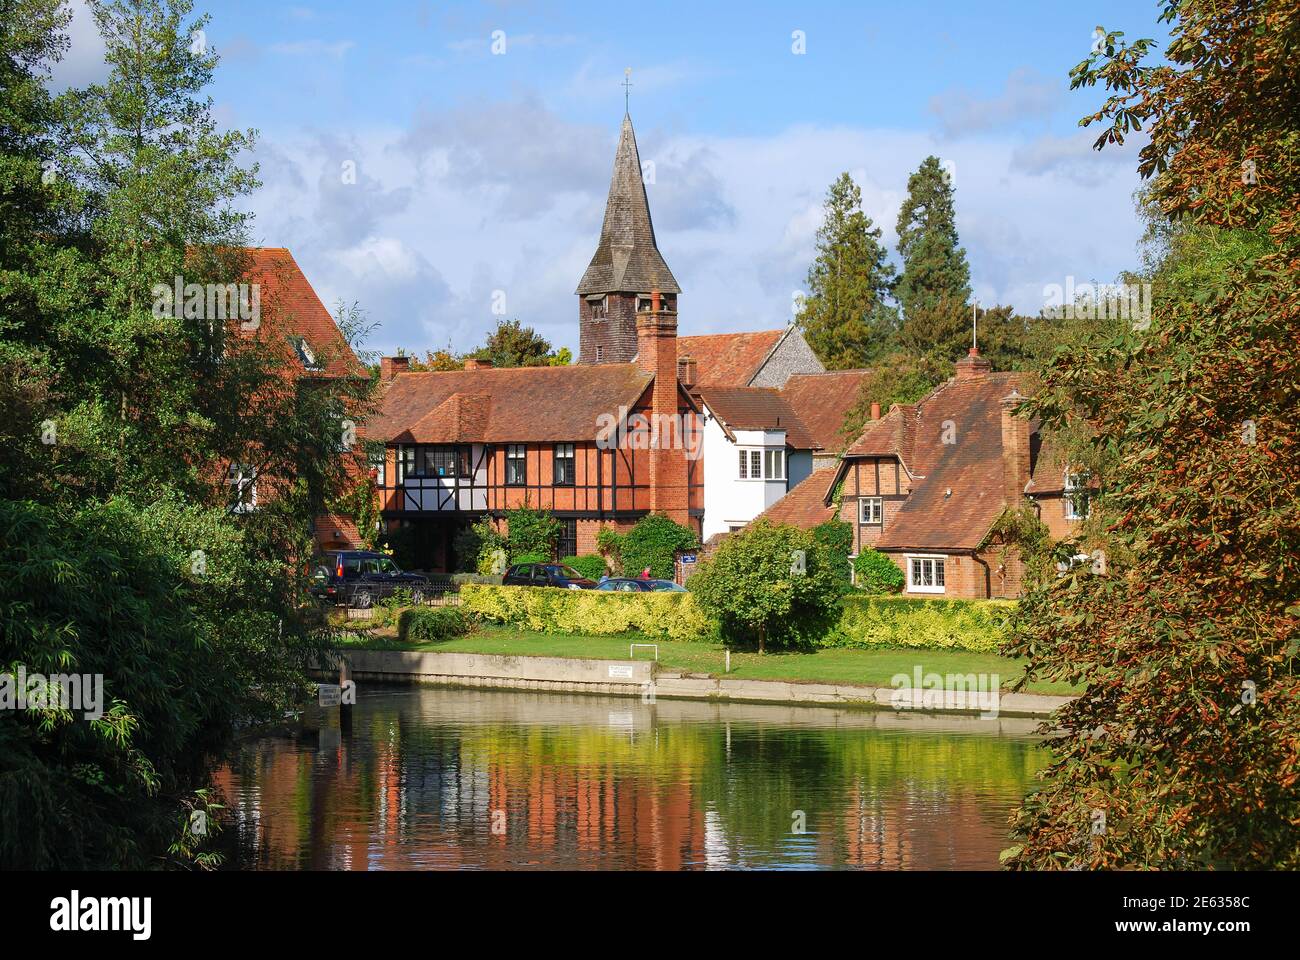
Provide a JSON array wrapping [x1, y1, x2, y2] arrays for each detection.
[[595, 525, 624, 570], [619, 514, 698, 579], [689, 519, 846, 652], [505, 505, 560, 561], [451, 572, 502, 587], [853, 548, 905, 594], [398, 606, 472, 644], [830, 595, 1013, 652], [562, 554, 607, 580], [510, 552, 547, 566], [460, 583, 715, 643], [456, 516, 504, 574], [812, 518, 853, 586]]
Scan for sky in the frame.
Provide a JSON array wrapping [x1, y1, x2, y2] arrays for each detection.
[[51, 0, 1170, 357]]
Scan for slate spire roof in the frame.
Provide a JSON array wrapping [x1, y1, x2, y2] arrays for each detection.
[[576, 113, 681, 296]]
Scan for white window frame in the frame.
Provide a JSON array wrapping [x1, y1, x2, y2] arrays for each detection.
[[227, 463, 257, 514], [1064, 470, 1090, 520], [764, 448, 786, 481], [372, 451, 386, 488], [859, 497, 883, 525], [738, 447, 783, 481], [905, 554, 946, 594]]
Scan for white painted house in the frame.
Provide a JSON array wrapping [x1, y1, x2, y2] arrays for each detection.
[[693, 386, 817, 541]]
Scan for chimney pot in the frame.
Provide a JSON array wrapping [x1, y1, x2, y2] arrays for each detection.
[[677, 354, 698, 387], [870, 402, 881, 421], [464, 358, 493, 370], [651, 288, 661, 314]]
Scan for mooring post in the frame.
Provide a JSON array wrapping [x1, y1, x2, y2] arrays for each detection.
[[725, 648, 730, 673]]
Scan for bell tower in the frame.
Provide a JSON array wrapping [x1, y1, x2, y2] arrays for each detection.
[[576, 112, 680, 364]]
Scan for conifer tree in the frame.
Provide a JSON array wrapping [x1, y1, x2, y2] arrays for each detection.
[[796, 172, 897, 369], [894, 156, 971, 320]]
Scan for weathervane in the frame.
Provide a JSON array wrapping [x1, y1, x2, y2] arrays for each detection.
[[623, 67, 632, 113]]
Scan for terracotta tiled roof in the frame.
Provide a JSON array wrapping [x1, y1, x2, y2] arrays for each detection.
[[576, 115, 680, 295], [694, 385, 817, 450], [676, 329, 785, 387], [840, 372, 1032, 551], [240, 247, 364, 378], [755, 465, 840, 529], [780, 369, 872, 452], [365, 364, 654, 443]]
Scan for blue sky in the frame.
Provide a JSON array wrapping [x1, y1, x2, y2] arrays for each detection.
[[55, 0, 1171, 356]]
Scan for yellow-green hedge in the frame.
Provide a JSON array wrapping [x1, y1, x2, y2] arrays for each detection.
[[460, 583, 715, 643], [830, 595, 1015, 653]]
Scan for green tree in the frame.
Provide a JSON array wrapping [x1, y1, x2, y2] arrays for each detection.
[[690, 520, 845, 653], [468, 318, 558, 368], [895, 156, 971, 320], [796, 172, 897, 369], [1003, 0, 1300, 870], [504, 504, 561, 561]]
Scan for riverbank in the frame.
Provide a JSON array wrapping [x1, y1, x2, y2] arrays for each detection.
[[325, 630, 1074, 718]]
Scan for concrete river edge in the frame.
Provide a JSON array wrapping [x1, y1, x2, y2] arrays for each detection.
[[316, 649, 1073, 719]]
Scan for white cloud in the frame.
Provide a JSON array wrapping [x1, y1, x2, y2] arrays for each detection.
[[929, 67, 1065, 139], [47, 0, 109, 91], [267, 39, 354, 58]]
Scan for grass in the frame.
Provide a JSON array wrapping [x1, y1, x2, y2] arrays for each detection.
[[337, 621, 1079, 696]]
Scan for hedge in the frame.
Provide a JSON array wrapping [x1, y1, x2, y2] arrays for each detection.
[[561, 554, 608, 581], [398, 606, 472, 643], [828, 595, 1014, 653], [460, 583, 715, 643]]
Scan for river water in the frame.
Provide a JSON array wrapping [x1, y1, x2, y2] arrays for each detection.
[[216, 685, 1047, 870]]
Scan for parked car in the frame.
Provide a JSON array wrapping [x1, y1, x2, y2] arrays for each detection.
[[310, 550, 431, 607], [503, 563, 597, 590], [595, 577, 686, 593]]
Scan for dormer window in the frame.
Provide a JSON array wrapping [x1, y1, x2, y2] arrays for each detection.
[[1064, 470, 1091, 520], [290, 335, 321, 370]]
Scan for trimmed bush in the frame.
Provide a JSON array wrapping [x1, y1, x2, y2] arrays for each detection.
[[562, 554, 607, 581], [460, 583, 715, 643], [510, 552, 547, 566], [813, 518, 853, 586], [830, 595, 1014, 652], [398, 606, 472, 643], [619, 514, 698, 579], [853, 548, 905, 594]]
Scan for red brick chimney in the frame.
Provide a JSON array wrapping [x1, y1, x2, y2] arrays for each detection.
[[636, 289, 689, 524], [463, 358, 493, 370], [380, 355, 410, 382], [955, 346, 993, 381], [1000, 388, 1031, 506]]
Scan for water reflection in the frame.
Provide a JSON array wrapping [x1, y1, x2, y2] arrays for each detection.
[[215, 686, 1046, 870]]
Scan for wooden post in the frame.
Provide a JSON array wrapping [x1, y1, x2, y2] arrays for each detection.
[[725, 648, 730, 673]]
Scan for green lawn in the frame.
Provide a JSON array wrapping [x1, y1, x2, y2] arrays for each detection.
[[338, 623, 1078, 696]]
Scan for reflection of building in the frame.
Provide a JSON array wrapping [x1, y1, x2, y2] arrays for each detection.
[[215, 692, 1041, 871]]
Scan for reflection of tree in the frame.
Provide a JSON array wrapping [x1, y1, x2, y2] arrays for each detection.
[[216, 693, 1047, 870]]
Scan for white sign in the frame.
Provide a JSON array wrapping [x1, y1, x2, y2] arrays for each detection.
[[317, 683, 341, 707], [608, 665, 635, 680]]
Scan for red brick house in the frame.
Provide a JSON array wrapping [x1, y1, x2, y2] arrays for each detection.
[[219, 247, 368, 550], [821, 349, 1087, 598]]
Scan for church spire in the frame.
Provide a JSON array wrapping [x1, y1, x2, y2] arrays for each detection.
[[575, 113, 680, 297]]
